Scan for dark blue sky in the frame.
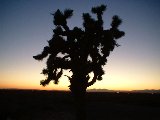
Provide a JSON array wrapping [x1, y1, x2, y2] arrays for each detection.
[[0, 0, 160, 90]]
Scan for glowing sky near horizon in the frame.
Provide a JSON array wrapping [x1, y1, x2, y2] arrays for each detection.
[[0, 0, 160, 90]]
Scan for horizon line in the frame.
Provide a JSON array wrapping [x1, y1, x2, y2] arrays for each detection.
[[0, 88, 160, 92]]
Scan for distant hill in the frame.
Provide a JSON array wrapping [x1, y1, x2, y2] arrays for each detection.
[[87, 89, 160, 93], [87, 89, 115, 92], [131, 89, 160, 93]]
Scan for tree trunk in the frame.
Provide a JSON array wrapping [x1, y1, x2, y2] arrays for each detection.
[[69, 71, 88, 120], [73, 91, 87, 120]]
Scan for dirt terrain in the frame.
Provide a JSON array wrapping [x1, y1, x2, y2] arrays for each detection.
[[0, 89, 160, 120]]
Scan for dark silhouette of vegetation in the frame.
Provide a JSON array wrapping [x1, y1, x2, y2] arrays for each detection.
[[33, 4, 125, 120]]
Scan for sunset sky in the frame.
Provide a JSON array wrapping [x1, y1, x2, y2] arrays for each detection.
[[1, 0, 160, 91]]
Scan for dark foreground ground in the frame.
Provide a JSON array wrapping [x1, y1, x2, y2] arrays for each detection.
[[0, 89, 160, 120]]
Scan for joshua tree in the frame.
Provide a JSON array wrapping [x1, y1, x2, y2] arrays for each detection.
[[33, 4, 125, 120]]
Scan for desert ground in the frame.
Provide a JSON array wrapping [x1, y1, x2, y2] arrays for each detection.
[[0, 89, 160, 120]]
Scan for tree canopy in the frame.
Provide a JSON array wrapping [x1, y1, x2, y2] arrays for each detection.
[[33, 4, 125, 93]]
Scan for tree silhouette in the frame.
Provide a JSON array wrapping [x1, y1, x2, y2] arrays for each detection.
[[33, 4, 125, 120]]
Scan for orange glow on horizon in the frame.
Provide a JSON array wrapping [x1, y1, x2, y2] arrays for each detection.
[[0, 58, 159, 91]]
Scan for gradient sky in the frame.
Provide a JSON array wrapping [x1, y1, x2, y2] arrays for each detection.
[[0, 0, 160, 90]]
